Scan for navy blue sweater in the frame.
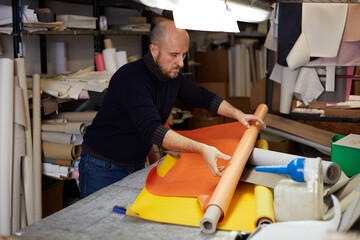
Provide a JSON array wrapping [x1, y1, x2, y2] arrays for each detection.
[[82, 51, 223, 166]]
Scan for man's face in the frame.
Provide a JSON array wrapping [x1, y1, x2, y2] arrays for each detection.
[[151, 31, 189, 79]]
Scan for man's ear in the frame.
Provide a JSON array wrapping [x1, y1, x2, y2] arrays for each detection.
[[149, 43, 158, 57]]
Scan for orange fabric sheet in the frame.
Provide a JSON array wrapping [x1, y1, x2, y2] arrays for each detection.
[[145, 122, 246, 197]]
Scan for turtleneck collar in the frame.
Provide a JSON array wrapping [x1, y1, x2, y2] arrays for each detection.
[[143, 50, 171, 82]]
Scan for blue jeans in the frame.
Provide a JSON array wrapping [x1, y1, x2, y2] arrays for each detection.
[[79, 151, 145, 198]]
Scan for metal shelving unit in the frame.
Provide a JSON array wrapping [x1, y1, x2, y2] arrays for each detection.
[[10, 0, 150, 73]]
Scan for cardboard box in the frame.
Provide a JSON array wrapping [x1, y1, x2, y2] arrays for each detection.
[[42, 179, 63, 218], [197, 50, 228, 82], [250, 76, 280, 111], [57, 15, 97, 29], [268, 140, 294, 154], [226, 97, 251, 113], [197, 82, 229, 99]]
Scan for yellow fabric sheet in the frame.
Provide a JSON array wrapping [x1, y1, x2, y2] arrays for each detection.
[[128, 138, 275, 232], [128, 154, 255, 232]]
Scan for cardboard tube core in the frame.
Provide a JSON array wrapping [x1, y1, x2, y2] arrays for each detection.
[[200, 205, 222, 234]]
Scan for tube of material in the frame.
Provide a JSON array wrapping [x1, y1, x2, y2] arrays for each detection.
[[200, 104, 268, 234], [254, 185, 275, 226], [15, 57, 34, 225], [249, 148, 341, 185], [46, 111, 97, 122], [12, 79, 26, 233], [0, 58, 14, 236], [32, 74, 42, 221], [94, 53, 106, 71]]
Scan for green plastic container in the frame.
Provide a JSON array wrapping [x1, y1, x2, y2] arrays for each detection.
[[331, 134, 360, 177]]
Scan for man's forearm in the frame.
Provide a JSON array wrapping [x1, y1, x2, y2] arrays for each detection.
[[162, 129, 205, 154], [217, 100, 244, 119]]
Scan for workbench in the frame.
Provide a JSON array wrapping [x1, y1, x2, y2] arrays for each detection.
[[16, 165, 236, 240]]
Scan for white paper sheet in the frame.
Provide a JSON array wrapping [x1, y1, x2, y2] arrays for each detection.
[[326, 66, 336, 92], [280, 67, 299, 114], [293, 67, 324, 105]]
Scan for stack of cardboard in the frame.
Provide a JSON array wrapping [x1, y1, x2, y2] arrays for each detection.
[[190, 50, 230, 129]]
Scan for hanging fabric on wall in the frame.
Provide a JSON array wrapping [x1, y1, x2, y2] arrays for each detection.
[[264, 3, 277, 52], [277, 2, 302, 67], [286, 3, 348, 69], [342, 3, 360, 42], [293, 67, 324, 105], [306, 41, 360, 67], [269, 63, 300, 114], [317, 67, 348, 103]]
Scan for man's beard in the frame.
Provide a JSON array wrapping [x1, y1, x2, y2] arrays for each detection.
[[155, 56, 181, 79]]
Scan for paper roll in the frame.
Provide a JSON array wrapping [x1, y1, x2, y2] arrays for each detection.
[[15, 57, 34, 225], [0, 58, 14, 236], [12, 81, 26, 234], [249, 148, 341, 185], [104, 38, 114, 49], [46, 111, 97, 122], [42, 122, 85, 135], [42, 141, 76, 160], [56, 159, 74, 167], [94, 53, 106, 72], [32, 74, 42, 222], [54, 42, 67, 74], [103, 48, 117, 73], [254, 185, 275, 226], [72, 169, 79, 180], [41, 132, 74, 144], [115, 51, 128, 69]]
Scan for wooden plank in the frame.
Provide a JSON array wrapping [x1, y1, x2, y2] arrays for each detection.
[[324, 108, 360, 118], [265, 114, 337, 147], [298, 120, 360, 136]]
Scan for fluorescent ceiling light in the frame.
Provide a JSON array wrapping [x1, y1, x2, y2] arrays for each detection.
[[173, 0, 240, 32], [139, 0, 178, 10], [139, 0, 272, 32], [227, 0, 272, 22]]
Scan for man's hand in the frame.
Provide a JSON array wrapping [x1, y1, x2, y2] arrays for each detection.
[[201, 145, 231, 177], [237, 113, 266, 130], [162, 130, 231, 177], [217, 100, 266, 130]]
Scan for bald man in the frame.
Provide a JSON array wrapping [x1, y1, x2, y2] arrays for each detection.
[[80, 21, 265, 198]]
